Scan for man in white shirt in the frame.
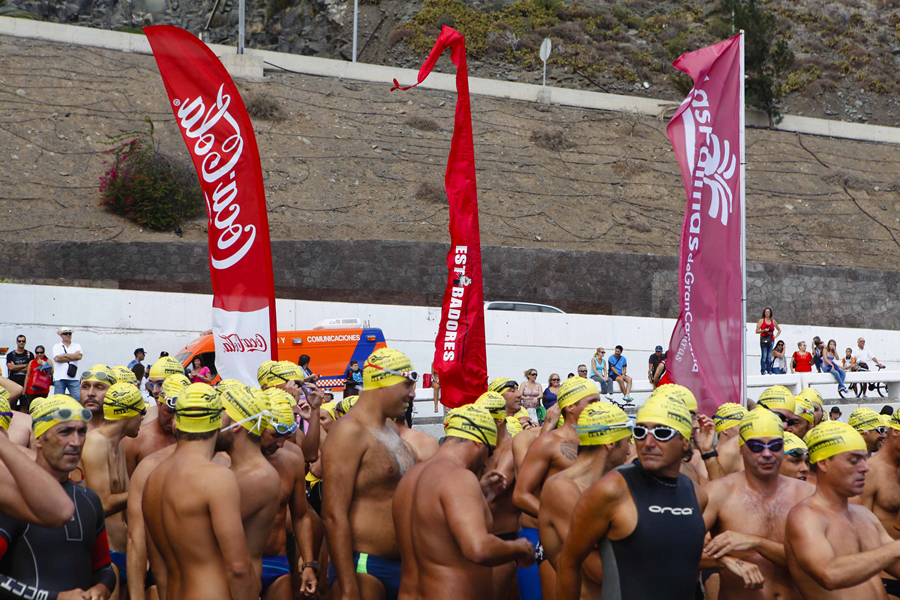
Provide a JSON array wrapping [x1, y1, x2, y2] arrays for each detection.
[[852, 337, 884, 371], [52, 326, 83, 400]]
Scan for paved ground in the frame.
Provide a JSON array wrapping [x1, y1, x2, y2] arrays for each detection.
[[2, 35, 900, 270]]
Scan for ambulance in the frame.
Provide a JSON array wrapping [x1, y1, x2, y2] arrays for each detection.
[[174, 318, 388, 390]]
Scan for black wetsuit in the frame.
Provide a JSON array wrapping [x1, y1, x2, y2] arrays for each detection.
[[0, 479, 116, 599], [598, 461, 705, 600]]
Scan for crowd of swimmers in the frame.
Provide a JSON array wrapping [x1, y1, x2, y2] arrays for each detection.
[[0, 345, 899, 599]]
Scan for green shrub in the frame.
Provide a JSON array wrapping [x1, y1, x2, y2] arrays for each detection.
[[99, 120, 203, 231]]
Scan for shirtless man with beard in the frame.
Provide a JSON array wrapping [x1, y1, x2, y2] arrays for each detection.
[[513, 377, 598, 600], [538, 403, 630, 600], [703, 408, 815, 600], [322, 348, 418, 600]]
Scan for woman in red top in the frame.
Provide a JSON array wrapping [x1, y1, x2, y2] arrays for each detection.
[[755, 307, 781, 375], [23, 345, 53, 412], [791, 341, 814, 373]]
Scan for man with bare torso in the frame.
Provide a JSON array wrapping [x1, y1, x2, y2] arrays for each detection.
[[711, 402, 747, 476], [786, 420, 900, 599], [259, 393, 317, 600], [322, 348, 418, 600], [538, 403, 630, 600], [703, 407, 815, 600], [393, 405, 534, 600], [125, 373, 188, 476], [143, 382, 259, 600], [81, 382, 147, 594], [395, 417, 438, 462], [513, 377, 598, 600], [850, 407, 887, 456]]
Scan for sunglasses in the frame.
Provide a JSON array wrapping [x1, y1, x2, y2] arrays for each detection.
[[16, 340, 25, 344], [632, 425, 679, 442], [273, 422, 299, 435], [550, 378, 560, 382], [35, 351, 45, 355], [222, 410, 274, 433], [33, 407, 93, 424], [740, 435, 784, 453], [528, 372, 537, 376], [365, 363, 418, 383], [81, 370, 113, 382], [578, 369, 588, 373]]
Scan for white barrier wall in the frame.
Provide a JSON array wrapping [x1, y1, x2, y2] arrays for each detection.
[[2, 283, 899, 401]]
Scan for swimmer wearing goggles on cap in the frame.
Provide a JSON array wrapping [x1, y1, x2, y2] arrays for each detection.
[[780, 432, 810, 481], [858, 408, 900, 564], [785, 420, 900, 599], [394, 405, 534, 600], [80, 364, 117, 431], [706, 403, 748, 477], [701, 407, 813, 599], [322, 347, 417, 600], [124, 374, 187, 479]]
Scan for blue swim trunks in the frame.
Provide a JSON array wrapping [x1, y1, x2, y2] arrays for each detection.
[[327, 552, 401, 600], [261, 555, 291, 595], [109, 550, 127, 587], [517, 527, 543, 600]]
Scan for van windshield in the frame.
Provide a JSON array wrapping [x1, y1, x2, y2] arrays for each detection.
[[175, 352, 191, 364]]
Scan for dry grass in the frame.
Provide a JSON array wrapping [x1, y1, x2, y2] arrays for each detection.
[[405, 116, 441, 132], [415, 181, 448, 204], [822, 169, 872, 190], [530, 128, 576, 151], [244, 93, 286, 121]]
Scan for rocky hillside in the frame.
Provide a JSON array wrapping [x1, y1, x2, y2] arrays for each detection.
[[10, 0, 900, 127]]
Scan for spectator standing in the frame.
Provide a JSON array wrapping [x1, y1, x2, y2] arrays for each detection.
[[343, 360, 362, 397], [791, 341, 814, 373], [188, 356, 212, 384], [852, 337, 884, 371], [811, 337, 824, 372], [589, 348, 613, 399], [297, 354, 319, 384], [430, 365, 440, 414], [6, 335, 33, 390], [23, 346, 53, 412], [755, 307, 780, 375], [52, 327, 82, 400], [648, 345, 664, 385], [771, 340, 788, 374], [542, 373, 560, 410], [608, 345, 633, 401], [519, 369, 542, 423], [127, 348, 147, 382], [822, 339, 849, 395]]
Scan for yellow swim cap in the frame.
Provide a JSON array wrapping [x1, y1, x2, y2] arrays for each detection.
[[80, 364, 117, 386], [161, 374, 191, 407], [557, 377, 599, 410], [339, 395, 359, 415], [577, 403, 631, 446], [488, 377, 518, 394], [882, 414, 893, 427], [505, 416, 524, 437], [220, 385, 270, 433], [320, 401, 338, 421], [806, 421, 867, 464], [651, 383, 697, 412], [264, 387, 296, 409], [268, 395, 296, 431], [444, 405, 498, 448], [257, 360, 277, 386], [714, 403, 746, 434], [31, 395, 92, 438], [798, 387, 823, 407], [757, 386, 796, 414], [269, 361, 305, 386], [794, 396, 815, 425], [514, 408, 530, 420], [475, 391, 508, 420], [103, 382, 147, 420], [636, 396, 692, 440], [363, 348, 416, 390], [738, 407, 784, 447], [849, 407, 882, 432], [0, 389, 11, 430], [783, 431, 808, 455], [149, 356, 185, 379], [174, 383, 222, 434], [888, 411, 900, 433], [113, 366, 138, 386]]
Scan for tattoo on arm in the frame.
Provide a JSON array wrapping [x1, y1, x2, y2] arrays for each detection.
[[560, 441, 578, 461]]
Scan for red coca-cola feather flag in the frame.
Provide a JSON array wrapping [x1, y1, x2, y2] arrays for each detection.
[[393, 27, 488, 408], [666, 34, 744, 415], [145, 26, 278, 384]]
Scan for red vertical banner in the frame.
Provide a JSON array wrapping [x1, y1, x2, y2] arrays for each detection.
[[144, 26, 278, 384], [666, 35, 743, 415], [393, 27, 487, 408]]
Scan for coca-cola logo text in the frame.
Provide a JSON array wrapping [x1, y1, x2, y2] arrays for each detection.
[[175, 84, 256, 270], [219, 333, 268, 353]]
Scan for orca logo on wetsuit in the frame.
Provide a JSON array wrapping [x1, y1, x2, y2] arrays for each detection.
[[648, 505, 694, 516]]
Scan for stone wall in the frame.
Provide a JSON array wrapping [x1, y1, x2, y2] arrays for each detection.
[[2, 240, 899, 329]]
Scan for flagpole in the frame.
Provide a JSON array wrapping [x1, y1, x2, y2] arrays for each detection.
[[739, 30, 747, 407]]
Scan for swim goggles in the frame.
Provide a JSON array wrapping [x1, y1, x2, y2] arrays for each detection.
[[364, 364, 418, 383], [0, 412, 12, 420], [33, 407, 93, 424], [632, 425, 679, 442], [739, 435, 784, 454], [445, 414, 495, 456], [575, 422, 632, 436], [766, 409, 799, 427], [222, 410, 274, 434], [859, 426, 887, 435], [785, 449, 808, 458], [493, 380, 518, 393], [713, 415, 743, 424], [273, 421, 299, 435], [81, 370, 114, 382], [104, 398, 147, 417]]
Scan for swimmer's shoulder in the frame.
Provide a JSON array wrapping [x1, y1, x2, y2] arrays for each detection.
[[782, 474, 816, 499], [702, 469, 743, 496]]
